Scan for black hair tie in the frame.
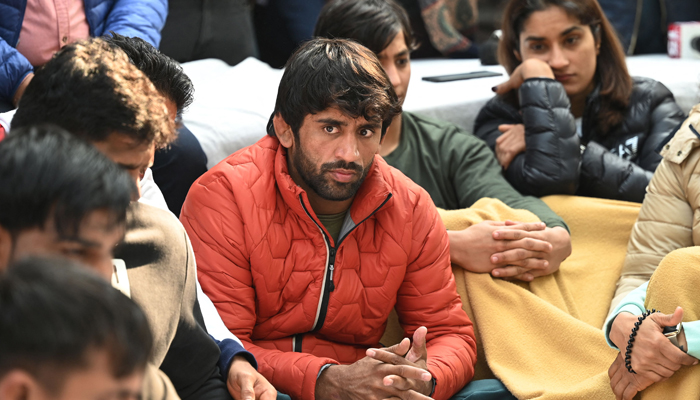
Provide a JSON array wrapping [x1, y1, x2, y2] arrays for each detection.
[[625, 309, 658, 374]]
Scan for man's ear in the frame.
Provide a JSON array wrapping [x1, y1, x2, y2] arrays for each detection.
[[0, 226, 13, 273], [514, 49, 522, 61], [0, 370, 40, 400], [273, 114, 295, 149]]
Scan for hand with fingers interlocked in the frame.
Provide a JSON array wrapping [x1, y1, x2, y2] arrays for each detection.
[[314, 327, 434, 400], [449, 220, 570, 282]]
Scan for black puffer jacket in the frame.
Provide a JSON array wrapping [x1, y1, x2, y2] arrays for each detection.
[[474, 77, 685, 202]]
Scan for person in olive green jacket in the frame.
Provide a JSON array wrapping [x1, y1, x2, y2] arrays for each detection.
[[314, 0, 571, 282]]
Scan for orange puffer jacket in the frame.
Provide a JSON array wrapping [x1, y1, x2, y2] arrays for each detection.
[[181, 136, 476, 400]]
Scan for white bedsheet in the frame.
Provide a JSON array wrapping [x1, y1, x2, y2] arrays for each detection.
[[182, 55, 700, 168], [181, 58, 283, 168]]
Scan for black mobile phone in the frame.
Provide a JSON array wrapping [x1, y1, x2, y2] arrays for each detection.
[[422, 71, 503, 82]]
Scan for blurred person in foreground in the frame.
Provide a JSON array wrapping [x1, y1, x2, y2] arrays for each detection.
[[10, 39, 275, 400], [0, 256, 153, 400]]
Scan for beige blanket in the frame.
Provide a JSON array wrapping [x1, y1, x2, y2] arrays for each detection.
[[641, 247, 700, 399], [382, 195, 643, 399]]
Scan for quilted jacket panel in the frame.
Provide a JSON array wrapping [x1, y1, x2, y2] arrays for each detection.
[[181, 135, 476, 400], [475, 76, 686, 202]]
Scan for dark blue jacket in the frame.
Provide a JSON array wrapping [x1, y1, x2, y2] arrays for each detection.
[[598, 0, 700, 54], [0, 0, 167, 103]]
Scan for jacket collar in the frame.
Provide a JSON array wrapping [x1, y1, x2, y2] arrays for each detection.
[[660, 105, 700, 164], [270, 137, 393, 245], [581, 81, 603, 141]]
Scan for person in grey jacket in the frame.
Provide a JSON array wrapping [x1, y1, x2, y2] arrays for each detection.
[[474, 0, 685, 203]]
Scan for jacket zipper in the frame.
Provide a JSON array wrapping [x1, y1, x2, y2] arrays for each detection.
[[299, 193, 392, 332], [292, 334, 303, 352]]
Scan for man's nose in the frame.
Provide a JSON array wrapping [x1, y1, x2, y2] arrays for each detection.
[[335, 133, 360, 163]]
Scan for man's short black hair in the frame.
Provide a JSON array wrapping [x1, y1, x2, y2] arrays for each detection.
[[12, 38, 176, 149], [314, 0, 417, 55], [267, 38, 402, 139], [0, 125, 135, 238], [104, 32, 194, 113], [0, 256, 153, 392]]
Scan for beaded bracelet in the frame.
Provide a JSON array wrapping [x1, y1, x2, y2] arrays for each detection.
[[624, 309, 658, 374]]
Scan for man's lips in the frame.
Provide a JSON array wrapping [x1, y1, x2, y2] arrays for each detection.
[[328, 169, 358, 183]]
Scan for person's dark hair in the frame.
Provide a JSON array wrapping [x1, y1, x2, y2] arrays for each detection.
[[499, 0, 632, 134], [0, 125, 135, 238], [104, 32, 194, 113], [0, 257, 152, 392], [267, 38, 402, 139], [12, 38, 176, 149], [314, 0, 417, 55]]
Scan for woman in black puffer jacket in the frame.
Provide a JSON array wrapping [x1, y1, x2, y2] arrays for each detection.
[[474, 0, 685, 203]]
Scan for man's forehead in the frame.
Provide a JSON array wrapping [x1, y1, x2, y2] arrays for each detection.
[[92, 132, 154, 167], [54, 209, 126, 242], [308, 106, 381, 125]]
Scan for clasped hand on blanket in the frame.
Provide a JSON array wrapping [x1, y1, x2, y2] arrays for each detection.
[[448, 220, 571, 282]]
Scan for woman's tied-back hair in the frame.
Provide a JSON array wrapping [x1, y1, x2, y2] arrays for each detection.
[[314, 0, 417, 55], [499, 0, 632, 134], [267, 38, 402, 139], [12, 38, 176, 149]]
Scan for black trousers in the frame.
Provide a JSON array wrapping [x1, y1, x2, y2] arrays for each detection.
[[159, 0, 258, 66]]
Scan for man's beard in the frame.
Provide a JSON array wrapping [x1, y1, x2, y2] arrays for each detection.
[[291, 143, 372, 202]]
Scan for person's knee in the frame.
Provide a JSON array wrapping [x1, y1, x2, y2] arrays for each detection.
[[653, 247, 700, 284], [647, 247, 700, 312]]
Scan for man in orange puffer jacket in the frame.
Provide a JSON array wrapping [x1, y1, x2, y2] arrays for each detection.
[[181, 38, 476, 400]]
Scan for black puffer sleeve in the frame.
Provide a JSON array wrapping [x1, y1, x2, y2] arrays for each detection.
[[475, 78, 581, 196], [578, 79, 685, 203], [578, 141, 653, 202], [636, 79, 685, 171]]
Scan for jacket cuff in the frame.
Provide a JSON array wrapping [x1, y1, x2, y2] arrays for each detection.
[[543, 218, 570, 233], [304, 358, 340, 400], [518, 77, 567, 107], [682, 321, 700, 359], [216, 337, 258, 375], [604, 283, 649, 350]]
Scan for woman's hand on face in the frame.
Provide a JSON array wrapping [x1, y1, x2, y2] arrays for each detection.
[[493, 59, 555, 95], [495, 124, 526, 169]]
